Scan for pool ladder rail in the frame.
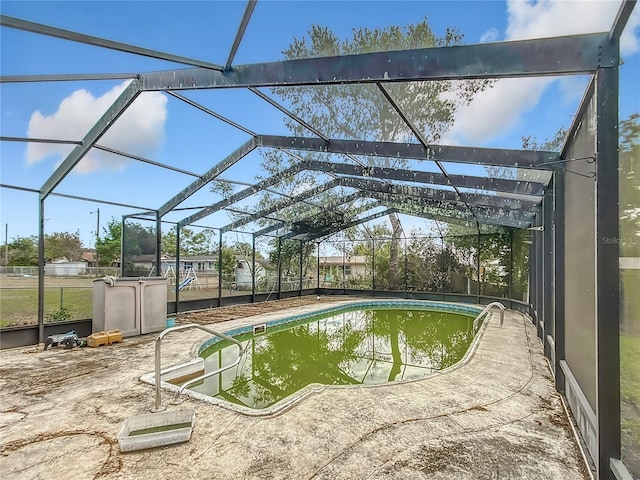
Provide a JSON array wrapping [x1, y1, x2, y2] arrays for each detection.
[[472, 302, 505, 332], [152, 323, 245, 412]]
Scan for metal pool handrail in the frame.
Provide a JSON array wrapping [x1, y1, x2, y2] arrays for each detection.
[[152, 323, 245, 412], [472, 302, 505, 331]]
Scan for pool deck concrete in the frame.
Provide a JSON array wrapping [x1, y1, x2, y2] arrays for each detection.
[[0, 298, 590, 480]]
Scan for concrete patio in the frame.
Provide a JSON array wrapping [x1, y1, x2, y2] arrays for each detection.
[[0, 299, 591, 479]]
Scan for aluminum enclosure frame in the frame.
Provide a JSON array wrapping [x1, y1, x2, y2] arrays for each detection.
[[1, 2, 635, 478]]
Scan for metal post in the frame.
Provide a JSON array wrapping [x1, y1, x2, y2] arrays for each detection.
[[342, 241, 346, 293], [277, 237, 282, 299], [96, 207, 100, 264], [371, 238, 375, 292], [595, 65, 620, 480], [60, 287, 63, 310], [155, 211, 161, 277], [441, 236, 446, 301], [528, 231, 536, 320], [252, 234, 256, 303], [508, 229, 513, 308], [217, 230, 223, 305], [91, 208, 100, 268], [476, 232, 481, 303], [537, 214, 544, 339], [120, 216, 126, 277], [4, 223, 8, 266], [543, 186, 554, 360], [37, 198, 45, 343], [404, 236, 408, 297], [553, 170, 566, 393], [316, 242, 320, 290], [175, 227, 181, 309], [298, 240, 303, 296]]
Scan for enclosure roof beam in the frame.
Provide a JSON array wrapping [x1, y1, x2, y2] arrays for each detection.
[[0, 73, 138, 83], [93, 144, 205, 178], [275, 192, 370, 239], [296, 208, 397, 242], [158, 137, 258, 217], [0, 15, 225, 71], [252, 221, 287, 238], [250, 192, 368, 238], [1, 183, 155, 211], [257, 135, 557, 170], [609, 0, 637, 41], [338, 177, 540, 212], [140, 32, 617, 91], [248, 87, 329, 141], [377, 82, 480, 226], [225, 0, 257, 71], [2, 136, 217, 179], [166, 91, 257, 136], [365, 191, 536, 223], [305, 159, 545, 196], [178, 161, 308, 228], [382, 205, 484, 230], [366, 192, 535, 224], [1, 136, 81, 145], [384, 199, 530, 229], [39, 78, 141, 199], [220, 178, 342, 233]]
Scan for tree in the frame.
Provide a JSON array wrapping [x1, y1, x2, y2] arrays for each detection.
[[217, 244, 237, 282], [96, 219, 122, 266], [161, 227, 217, 256], [254, 20, 491, 289], [620, 113, 639, 258], [44, 231, 84, 261], [5, 236, 38, 266]]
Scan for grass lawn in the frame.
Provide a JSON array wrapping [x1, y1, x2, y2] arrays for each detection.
[[621, 268, 640, 475], [1, 286, 94, 326]]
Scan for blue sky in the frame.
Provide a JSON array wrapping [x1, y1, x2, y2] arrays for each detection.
[[1, 0, 639, 249]]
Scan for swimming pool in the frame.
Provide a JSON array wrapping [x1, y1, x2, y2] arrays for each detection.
[[188, 301, 483, 412]]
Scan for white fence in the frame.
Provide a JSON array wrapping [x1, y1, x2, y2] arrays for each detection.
[[1, 266, 120, 277]]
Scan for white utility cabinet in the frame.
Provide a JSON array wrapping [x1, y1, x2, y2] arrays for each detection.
[[93, 277, 168, 337]]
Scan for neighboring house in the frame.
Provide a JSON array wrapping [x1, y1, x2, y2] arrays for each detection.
[[160, 255, 218, 275], [235, 256, 269, 289], [81, 250, 97, 268], [319, 255, 367, 281], [127, 254, 157, 273], [44, 258, 88, 276]]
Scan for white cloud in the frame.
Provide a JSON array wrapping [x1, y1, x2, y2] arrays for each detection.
[[441, 77, 552, 145], [27, 81, 167, 174], [443, 0, 639, 146], [480, 27, 499, 43], [620, 5, 640, 55]]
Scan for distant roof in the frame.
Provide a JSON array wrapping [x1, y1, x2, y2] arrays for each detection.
[[319, 255, 367, 265]]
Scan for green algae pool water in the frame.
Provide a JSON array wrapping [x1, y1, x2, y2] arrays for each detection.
[[194, 307, 476, 409]]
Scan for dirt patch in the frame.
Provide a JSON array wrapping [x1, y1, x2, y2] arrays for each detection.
[[176, 296, 353, 325], [0, 430, 121, 479]]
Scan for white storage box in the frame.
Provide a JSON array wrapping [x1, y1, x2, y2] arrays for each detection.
[[117, 409, 195, 452]]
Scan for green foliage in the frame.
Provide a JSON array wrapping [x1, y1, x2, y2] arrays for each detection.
[[5, 236, 38, 266], [161, 227, 217, 257], [96, 219, 122, 266], [45, 304, 72, 323], [4, 232, 86, 266], [521, 126, 566, 152], [44, 231, 84, 261], [123, 222, 156, 256], [217, 245, 238, 277], [269, 239, 315, 278], [253, 18, 490, 276], [620, 113, 639, 258]]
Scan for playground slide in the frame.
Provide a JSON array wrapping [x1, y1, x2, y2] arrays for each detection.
[[174, 277, 193, 292]]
